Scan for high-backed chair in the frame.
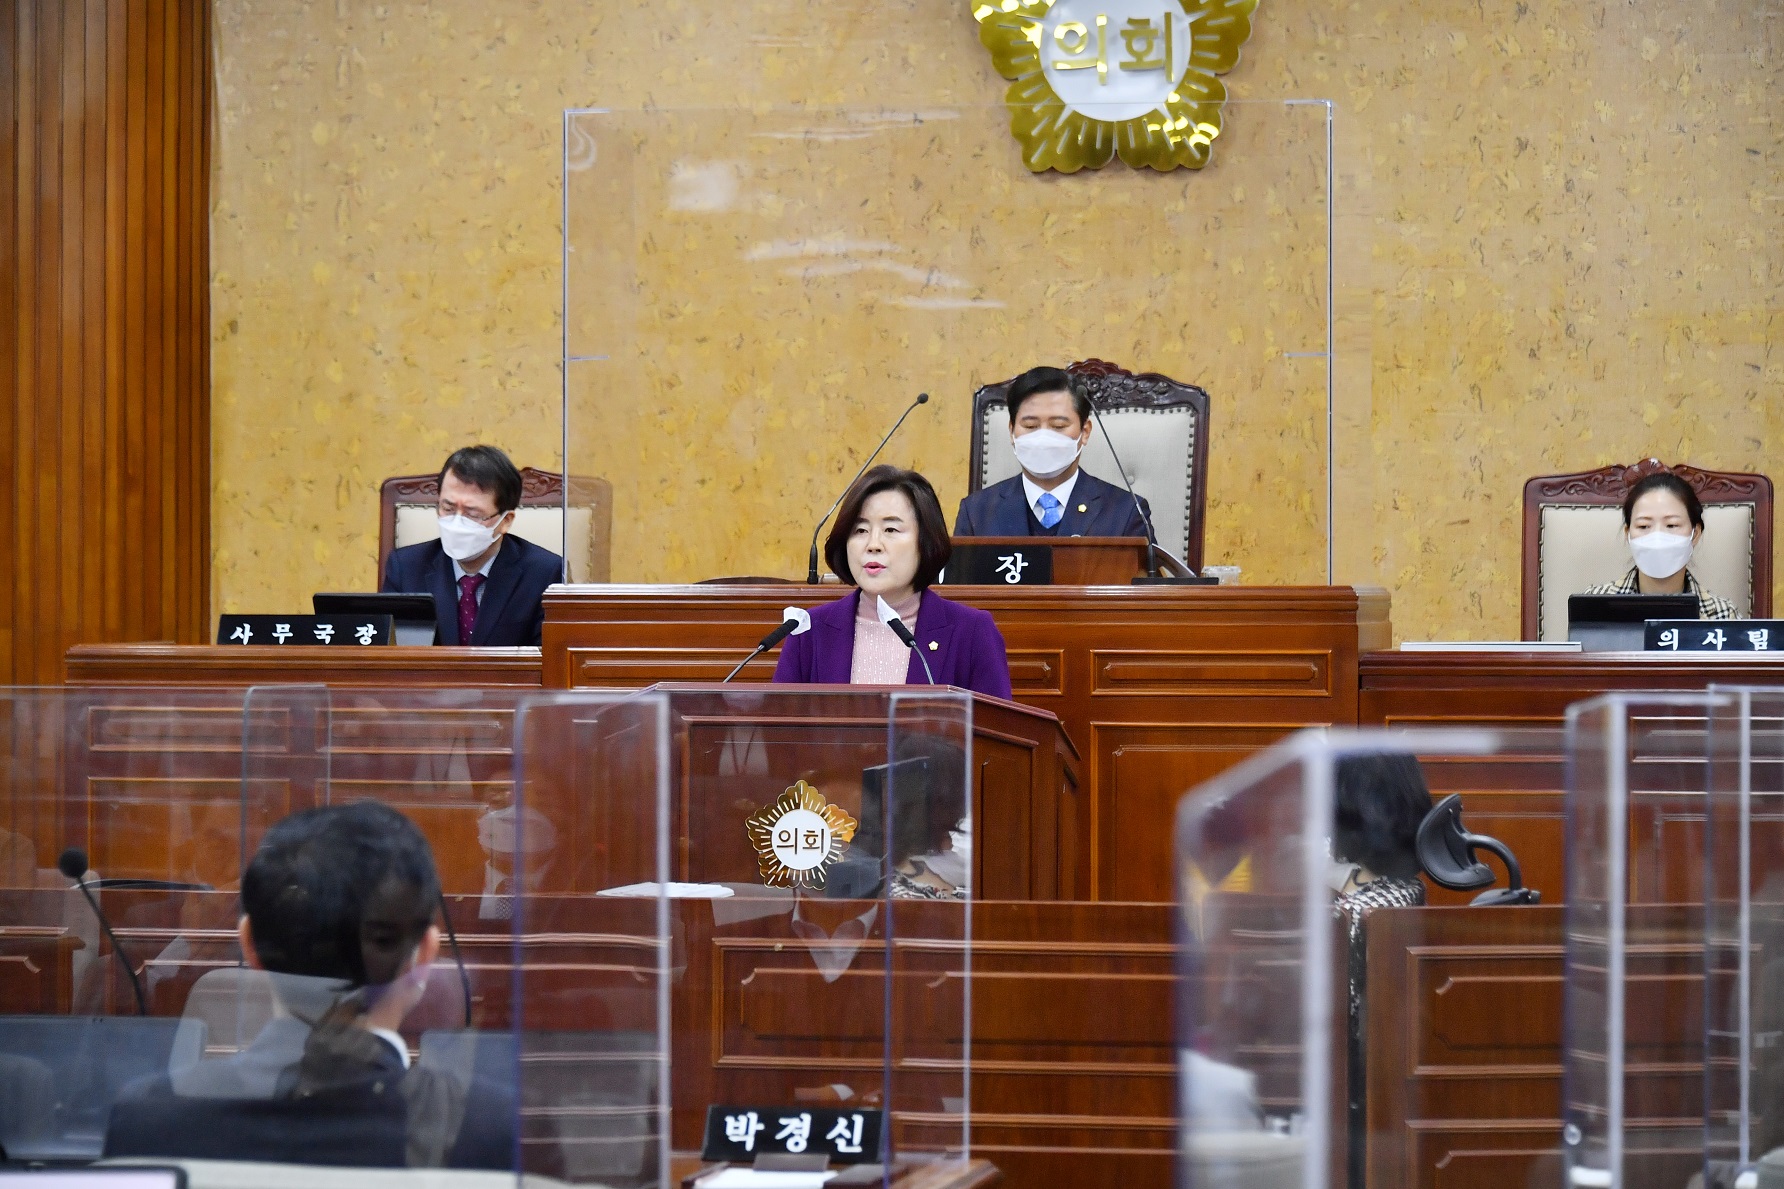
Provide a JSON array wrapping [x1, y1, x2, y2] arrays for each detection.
[[1522, 459, 1773, 641], [378, 468, 613, 585], [970, 359, 1211, 570]]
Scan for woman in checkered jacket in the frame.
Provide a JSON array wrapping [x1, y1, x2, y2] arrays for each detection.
[[1583, 472, 1738, 621]]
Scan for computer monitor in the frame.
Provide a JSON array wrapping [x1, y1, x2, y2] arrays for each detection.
[[1566, 593, 1700, 652], [311, 593, 438, 646]]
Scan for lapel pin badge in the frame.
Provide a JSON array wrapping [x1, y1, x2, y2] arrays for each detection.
[[1077, 504, 1087, 513], [928, 641, 939, 651]]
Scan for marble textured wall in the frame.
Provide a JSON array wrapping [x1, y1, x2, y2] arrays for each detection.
[[212, 0, 1781, 639]]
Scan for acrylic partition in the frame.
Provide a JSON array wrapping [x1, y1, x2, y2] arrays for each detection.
[[0, 687, 284, 1164], [1563, 692, 1726, 1189], [562, 101, 1334, 586], [1176, 723, 1563, 1189], [1703, 686, 1784, 1185], [230, 685, 673, 1184], [630, 684, 973, 1186]]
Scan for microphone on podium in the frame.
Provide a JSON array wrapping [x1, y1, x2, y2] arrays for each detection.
[[723, 607, 813, 682], [806, 394, 931, 584], [876, 596, 935, 686], [59, 847, 149, 1016]]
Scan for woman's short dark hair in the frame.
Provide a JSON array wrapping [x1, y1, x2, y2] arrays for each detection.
[[1621, 472, 1704, 530], [823, 465, 951, 591], [1005, 365, 1092, 425], [439, 445, 523, 514], [242, 801, 441, 987], [1333, 753, 1433, 881]]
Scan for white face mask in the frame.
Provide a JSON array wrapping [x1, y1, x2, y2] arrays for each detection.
[[1011, 427, 1084, 480], [437, 514, 500, 562], [1628, 530, 1694, 580]]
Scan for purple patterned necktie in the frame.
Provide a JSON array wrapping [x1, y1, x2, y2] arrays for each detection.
[[457, 573, 486, 644]]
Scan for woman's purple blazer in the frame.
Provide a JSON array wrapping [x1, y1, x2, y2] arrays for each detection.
[[771, 587, 1013, 700]]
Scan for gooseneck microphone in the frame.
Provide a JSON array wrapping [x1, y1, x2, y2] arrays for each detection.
[[876, 596, 936, 685], [807, 394, 931, 584], [438, 892, 473, 1028], [723, 607, 813, 682], [1083, 392, 1204, 584], [59, 847, 149, 1016]]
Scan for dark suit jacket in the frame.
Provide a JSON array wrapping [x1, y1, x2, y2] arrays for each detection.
[[380, 533, 562, 646], [103, 1019, 515, 1170], [771, 588, 1013, 700], [953, 469, 1151, 541]]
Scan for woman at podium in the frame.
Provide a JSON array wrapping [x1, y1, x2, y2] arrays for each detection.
[[774, 465, 1012, 699], [1581, 472, 1737, 619]]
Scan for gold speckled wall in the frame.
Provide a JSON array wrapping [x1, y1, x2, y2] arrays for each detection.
[[212, 0, 1783, 639]]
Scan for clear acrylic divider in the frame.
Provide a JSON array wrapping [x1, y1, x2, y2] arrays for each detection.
[[884, 689, 973, 1183], [1177, 724, 1561, 1189], [1563, 692, 1726, 1189], [0, 687, 258, 1164], [648, 683, 978, 1186], [511, 690, 671, 1187], [564, 100, 1333, 585], [1704, 685, 1784, 1185]]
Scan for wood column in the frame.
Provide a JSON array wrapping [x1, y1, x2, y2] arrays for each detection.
[[0, 0, 210, 683]]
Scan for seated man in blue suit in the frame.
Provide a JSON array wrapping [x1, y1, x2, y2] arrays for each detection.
[[953, 366, 1151, 540], [105, 801, 516, 1169], [381, 445, 562, 646]]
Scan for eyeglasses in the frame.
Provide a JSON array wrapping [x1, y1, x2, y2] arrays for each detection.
[[437, 503, 504, 525]]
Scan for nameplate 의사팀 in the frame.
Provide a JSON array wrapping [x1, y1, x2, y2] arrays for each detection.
[[1645, 620, 1784, 653]]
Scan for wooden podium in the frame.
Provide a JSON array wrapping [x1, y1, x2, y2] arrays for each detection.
[[946, 535, 1151, 584], [536, 683, 1078, 902]]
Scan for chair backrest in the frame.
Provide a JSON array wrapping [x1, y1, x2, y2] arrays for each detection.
[[1522, 460, 1775, 641], [970, 359, 1211, 569], [378, 468, 613, 585]]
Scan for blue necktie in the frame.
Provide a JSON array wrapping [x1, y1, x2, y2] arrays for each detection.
[[1037, 491, 1062, 529]]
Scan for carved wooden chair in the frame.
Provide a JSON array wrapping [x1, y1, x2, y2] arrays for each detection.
[[1521, 459, 1774, 641], [970, 359, 1211, 570], [378, 468, 613, 585]]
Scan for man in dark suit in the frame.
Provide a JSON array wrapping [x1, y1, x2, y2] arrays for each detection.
[[381, 445, 562, 646], [953, 365, 1151, 540], [105, 802, 516, 1169]]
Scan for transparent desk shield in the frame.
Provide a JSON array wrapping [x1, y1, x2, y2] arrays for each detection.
[[1177, 724, 1561, 1189], [211, 685, 672, 1184], [1563, 692, 1726, 1189], [563, 100, 1335, 585], [1704, 686, 1784, 1184], [634, 684, 972, 1186], [0, 687, 258, 1164]]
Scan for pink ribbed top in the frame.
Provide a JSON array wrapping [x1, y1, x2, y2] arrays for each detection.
[[849, 591, 921, 685]]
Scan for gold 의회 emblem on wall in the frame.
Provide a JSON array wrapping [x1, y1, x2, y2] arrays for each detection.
[[745, 781, 860, 891], [971, 0, 1259, 173]]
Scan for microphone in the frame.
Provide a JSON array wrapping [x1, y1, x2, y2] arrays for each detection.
[[807, 394, 931, 584], [1083, 392, 1207, 585], [723, 607, 813, 682], [438, 892, 472, 1028], [876, 596, 936, 686], [59, 848, 148, 1016]]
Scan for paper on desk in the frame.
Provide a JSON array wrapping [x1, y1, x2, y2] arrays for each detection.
[[693, 1171, 836, 1189], [595, 881, 735, 899]]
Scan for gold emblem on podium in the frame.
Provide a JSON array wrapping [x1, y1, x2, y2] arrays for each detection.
[[745, 781, 860, 890], [970, 0, 1258, 173]]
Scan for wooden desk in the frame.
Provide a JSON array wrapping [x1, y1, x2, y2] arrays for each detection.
[[545, 584, 1390, 902], [1362, 903, 1703, 1189], [65, 643, 544, 687], [1362, 650, 1784, 906]]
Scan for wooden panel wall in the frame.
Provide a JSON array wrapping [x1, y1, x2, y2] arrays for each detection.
[[0, 0, 210, 683]]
